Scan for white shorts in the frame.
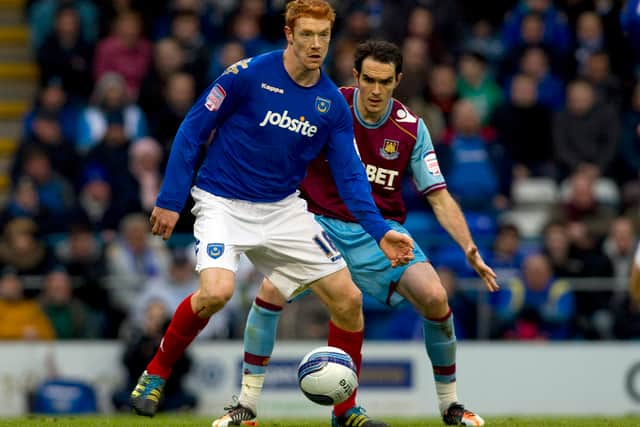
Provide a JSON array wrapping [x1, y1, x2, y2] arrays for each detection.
[[190, 186, 347, 299]]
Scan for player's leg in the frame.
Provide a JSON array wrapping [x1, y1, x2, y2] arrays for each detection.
[[311, 271, 389, 427], [213, 279, 285, 427], [396, 262, 484, 426], [131, 267, 236, 417], [132, 188, 246, 417]]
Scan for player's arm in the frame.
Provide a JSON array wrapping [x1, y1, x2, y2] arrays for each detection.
[[325, 100, 413, 266], [630, 243, 640, 304], [152, 67, 245, 240], [410, 119, 498, 291]]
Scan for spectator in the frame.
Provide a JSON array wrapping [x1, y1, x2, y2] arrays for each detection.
[[138, 38, 187, 119], [36, 4, 94, 101], [440, 100, 500, 211], [39, 269, 100, 339], [410, 64, 459, 143], [393, 36, 429, 104], [0, 218, 58, 277], [552, 79, 619, 179], [581, 51, 623, 111], [516, 46, 565, 111], [147, 72, 195, 154], [128, 137, 163, 213], [77, 72, 148, 154], [14, 147, 74, 230], [0, 268, 55, 340], [170, 9, 210, 92], [488, 223, 526, 282], [1, 177, 59, 236], [23, 78, 79, 143], [93, 12, 152, 98], [105, 213, 171, 312], [603, 217, 637, 306], [84, 109, 141, 212], [12, 110, 78, 185], [491, 253, 575, 340], [457, 50, 503, 124], [112, 300, 197, 412], [29, 0, 98, 49], [491, 72, 554, 179], [72, 165, 135, 234], [550, 170, 617, 242]]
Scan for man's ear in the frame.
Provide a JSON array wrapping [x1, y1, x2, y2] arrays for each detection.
[[395, 72, 403, 88], [284, 26, 293, 45], [352, 69, 359, 86]]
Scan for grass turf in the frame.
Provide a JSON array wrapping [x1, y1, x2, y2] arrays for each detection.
[[1, 415, 639, 427]]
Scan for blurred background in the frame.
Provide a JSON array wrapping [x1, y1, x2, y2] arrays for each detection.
[[1, 0, 640, 417]]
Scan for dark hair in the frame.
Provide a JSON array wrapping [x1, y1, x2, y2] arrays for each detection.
[[354, 40, 403, 76]]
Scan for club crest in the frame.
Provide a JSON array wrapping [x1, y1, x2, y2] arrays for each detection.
[[315, 96, 331, 113], [207, 243, 225, 259], [380, 139, 400, 160]]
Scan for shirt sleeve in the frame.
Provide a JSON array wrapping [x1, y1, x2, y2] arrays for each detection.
[[410, 118, 447, 195], [155, 68, 245, 212], [325, 99, 391, 243]]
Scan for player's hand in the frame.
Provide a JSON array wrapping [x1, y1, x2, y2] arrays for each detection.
[[149, 206, 180, 241], [380, 230, 414, 267], [465, 245, 499, 291]]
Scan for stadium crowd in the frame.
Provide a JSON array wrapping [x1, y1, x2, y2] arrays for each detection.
[[1, 0, 640, 343]]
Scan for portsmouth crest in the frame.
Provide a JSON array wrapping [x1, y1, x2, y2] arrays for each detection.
[[207, 243, 225, 259], [380, 139, 400, 160], [315, 96, 331, 113]]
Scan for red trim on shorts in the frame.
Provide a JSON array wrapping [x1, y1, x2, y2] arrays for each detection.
[[427, 308, 452, 322], [255, 297, 283, 312], [244, 352, 271, 367], [385, 280, 399, 306]]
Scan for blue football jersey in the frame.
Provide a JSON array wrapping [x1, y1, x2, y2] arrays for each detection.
[[156, 50, 390, 242]]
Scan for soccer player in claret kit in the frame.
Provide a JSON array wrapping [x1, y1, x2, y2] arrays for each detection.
[[222, 40, 499, 427], [128, 1, 413, 425]]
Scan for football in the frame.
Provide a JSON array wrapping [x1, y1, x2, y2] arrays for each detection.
[[297, 346, 358, 406]]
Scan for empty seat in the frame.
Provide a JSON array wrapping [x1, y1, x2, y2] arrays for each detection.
[[511, 177, 558, 208], [500, 208, 550, 239]]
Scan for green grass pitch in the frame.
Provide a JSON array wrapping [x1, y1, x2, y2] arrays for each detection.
[[2, 415, 640, 427]]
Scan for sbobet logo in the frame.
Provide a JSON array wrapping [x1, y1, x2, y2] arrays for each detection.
[[258, 110, 318, 137]]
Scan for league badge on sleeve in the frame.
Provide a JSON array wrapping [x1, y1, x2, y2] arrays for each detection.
[[207, 243, 225, 259], [315, 96, 331, 113], [205, 84, 226, 111], [424, 152, 441, 176]]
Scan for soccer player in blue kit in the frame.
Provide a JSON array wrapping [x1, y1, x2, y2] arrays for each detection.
[[129, 2, 413, 425], [217, 41, 500, 427]]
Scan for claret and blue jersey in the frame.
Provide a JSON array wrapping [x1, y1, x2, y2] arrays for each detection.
[[156, 50, 390, 242]]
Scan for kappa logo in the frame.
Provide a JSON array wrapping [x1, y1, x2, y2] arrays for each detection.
[[261, 82, 284, 94], [395, 106, 417, 123], [380, 138, 400, 160], [207, 243, 224, 259], [315, 96, 331, 113], [204, 84, 226, 111]]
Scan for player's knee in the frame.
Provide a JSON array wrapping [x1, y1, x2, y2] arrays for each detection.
[[417, 285, 448, 315], [195, 286, 233, 311], [331, 285, 362, 321]]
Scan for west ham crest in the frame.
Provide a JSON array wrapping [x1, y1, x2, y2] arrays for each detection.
[[380, 139, 400, 160]]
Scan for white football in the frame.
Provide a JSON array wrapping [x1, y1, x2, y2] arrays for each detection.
[[297, 346, 358, 406]]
